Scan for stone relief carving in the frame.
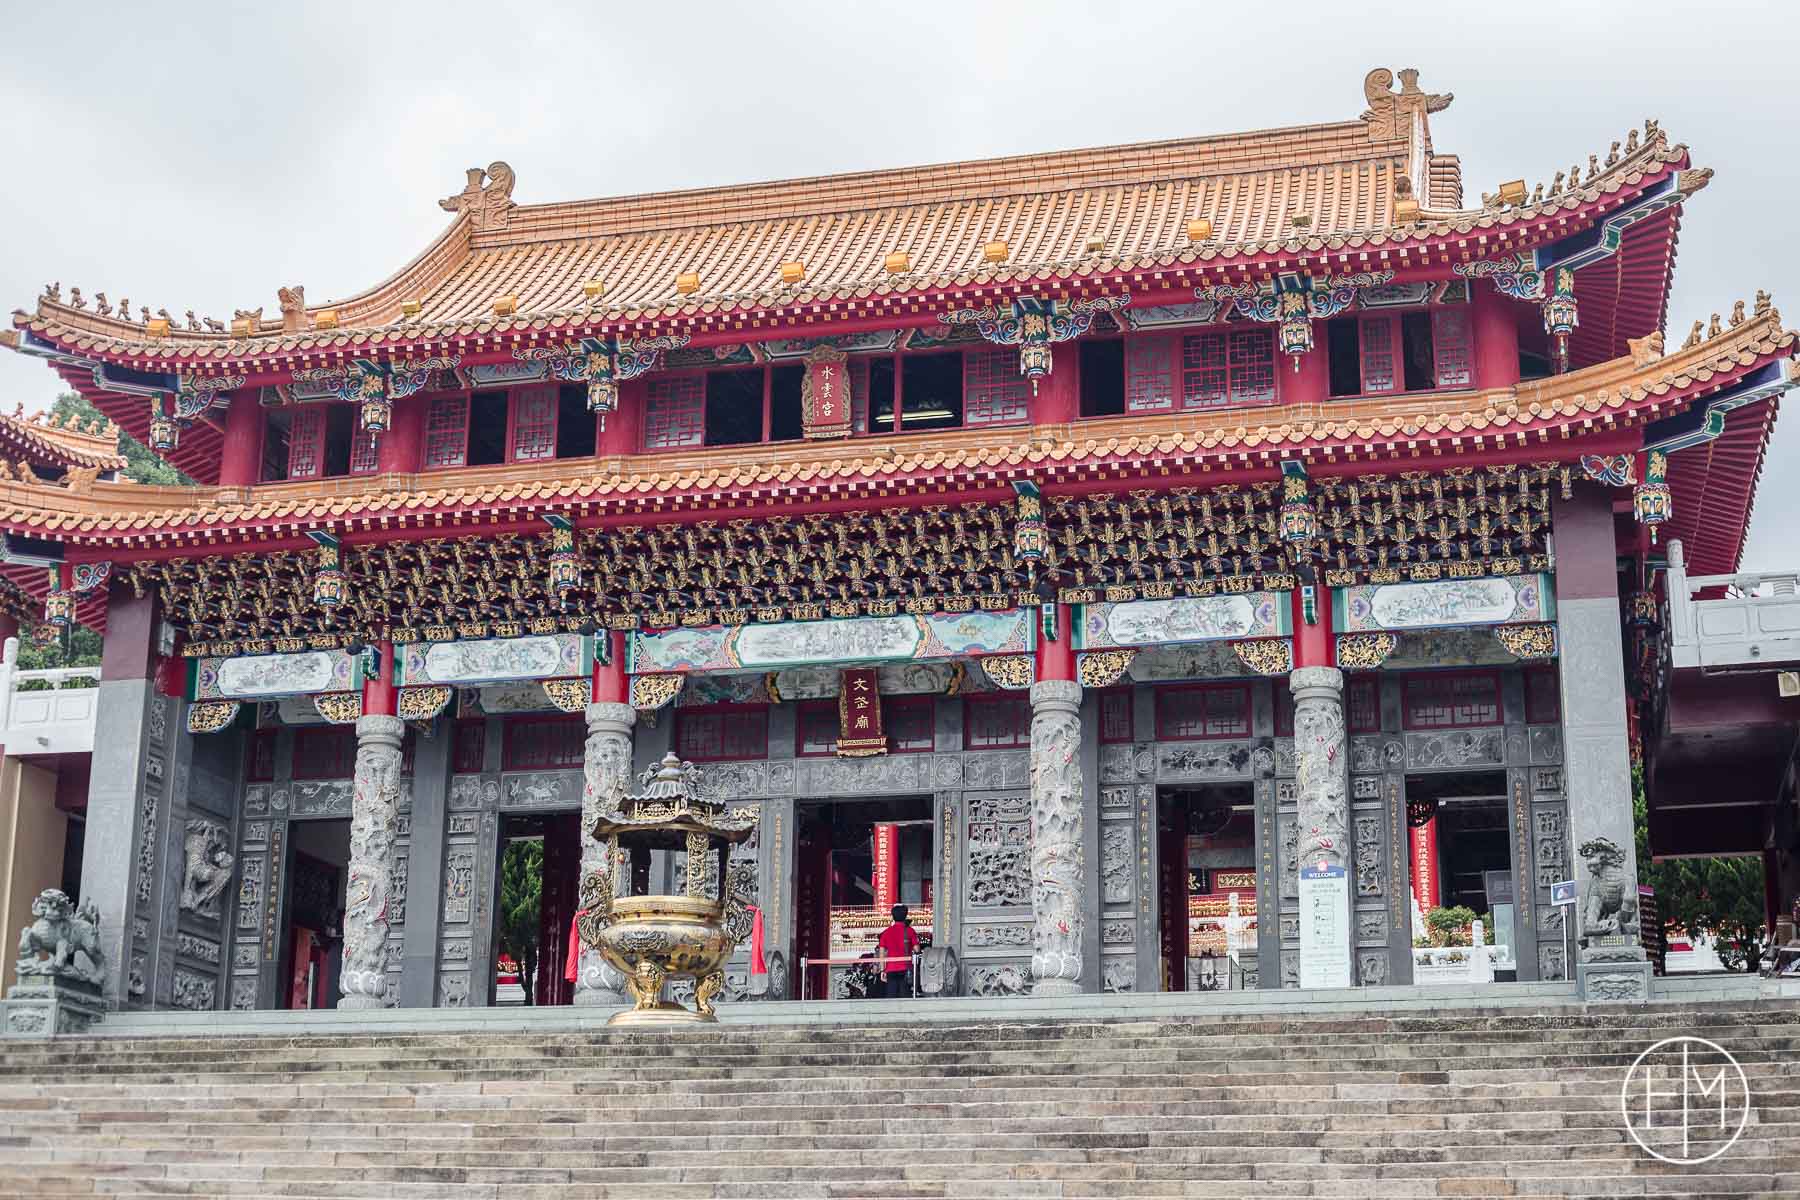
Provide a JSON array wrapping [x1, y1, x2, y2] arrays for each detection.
[[1357, 951, 1388, 986], [1102, 958, 1135, 993], [292, 780, 353, 817], [1102, 920, 1134, 945], [235, 859, 264, 931], [964, 923, 1031, 948], [1158, 741, 1255, 780], [963, 752, 1029, 790], [229, 977, 258, 1010], [444, 850, 475, 924], [503, 772, 578, 809], [449, 776, 498, 809], [171, 970, 216, 1011], [1292, 669, 1350, 871], [1584, 968, 1646, 1001], [705, 759, 795, 800], [439, 974, 470, 1007], [1355, 911, 1387, 945], [1539, 943, 1567, 981], [448, 813, 478, 836], [1099, 743, 1154, 782], [1100, 786, 1132, 811], [176, 933, 220, 966], [1280, 951, 1300, 988], [964, 794, 1029, 908], [231, 943, 256, 968], [1406, 729, 1505, 770], [1028, 681, 1083, 994], [242, 821, 269, 845], [135, 789, 158, 905], [442, 940, 471, 962], [1101, 825, 1133, 905], [243, 785, 269, 816], [1528, 725, 1563, 764], [391, 852, 409, 925], [1534, 809, 1567, 889], [965, 962, 1029, 997], [1353, 815, 1383, 898], [1279, 915, 1300, 941], [1279, 815, 1299, 898], [1534, 767, 1563, 794], [179, 820, 234, 919], [341, 717, 403, 1008]]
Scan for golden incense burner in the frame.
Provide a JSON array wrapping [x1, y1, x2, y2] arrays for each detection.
[[577, 752, 756, 1025]]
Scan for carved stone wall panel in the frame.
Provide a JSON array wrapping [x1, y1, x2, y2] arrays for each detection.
[[963, 792, 1030, 910], [794, 753, 938, 796], [1099, 743, 1154, 783], [1100, 823, 1133, 906], [1102, 919, 1134, 946], [963, 751, 1029, 791], [706, 759, 796, 800], [1528, 725, 1563, 765], [965, 961, 1030, 997], [443, 848, 476, 925], [1353, 814, 1384, 898], [1533, 807, 1568, 889], [1156, 741, 1255, 782], [1350, 737, 1403, 775], [1278, 811, 1299, 900], [1357, 950, 1389, 986], [171, 969, 216, 1011], [500, 771, 580, 810], [291, 780, 353, 817], [963, 923, 1032, 952], [1102, 957, 1135, 993], [1405, 728, 1505, 771], [1355, 910, 1387, 946]]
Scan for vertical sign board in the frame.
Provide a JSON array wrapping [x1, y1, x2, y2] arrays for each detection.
[[1299, 862, 1352, 989]]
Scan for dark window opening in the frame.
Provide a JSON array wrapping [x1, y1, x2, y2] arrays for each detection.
[[1401, 311, 1436, 392], [866, 356, 896, 431], [554, 385, 595, 459], [292, 727, 356, 780], [322, 403, 354, 478], [424, 395, 469, 468], [451, 719, 487, 774], [245, 729, 278, 782], [1524, 666, 1561, 724], [796, 702, 838, 757], [675, 706, 770, 761], [1080, 339, 1126, 417], [1156, 685, 1252, 740], [1347, 677, 1382, 734], [886, 697, 936, 752], [769, 364, 805, 442], [1099, 689, 1134, 742], [467, 391, 508, 466], [1403, 672, 1502, 730], [502, 716, 585, 771], [260, 409, 294, 482], [1327, 317, 1363, 398], [705, 368, 764, 446], [900, 352, 962, 431], [1328, 310, 1477, 398], [964, 693, 1029, 749]]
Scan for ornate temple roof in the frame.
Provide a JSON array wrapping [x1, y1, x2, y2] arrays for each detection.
[[0, 407, 126, 476]]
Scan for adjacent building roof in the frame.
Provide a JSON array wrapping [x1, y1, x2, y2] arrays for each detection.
[[0, 407, 126, 475]]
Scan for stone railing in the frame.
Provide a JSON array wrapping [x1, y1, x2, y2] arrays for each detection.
[[0, 636, 99, 756], [1666, 539, 1800, 672]]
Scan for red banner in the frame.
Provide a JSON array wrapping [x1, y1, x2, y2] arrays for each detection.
[[837, 667, 886, 756], [1410, 816, 1441, 912], [872, 823, 900, 911], [803, 346, 852, 440]]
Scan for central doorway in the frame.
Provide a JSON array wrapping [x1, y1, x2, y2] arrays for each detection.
[[1404, 770, 1516, 977], [281, 818, 348, 1010], [490, 811, 582, 1006], [793, 795, 934, 999], [1157, 784, 1258, 992]]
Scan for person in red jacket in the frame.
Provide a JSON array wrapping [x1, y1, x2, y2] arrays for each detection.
[[873, 904, 920, 999]]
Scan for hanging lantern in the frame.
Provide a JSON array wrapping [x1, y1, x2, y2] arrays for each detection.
[[44, 570, 73, 630], [1632, 449, 1673, 540], [544, 514, 579, 608], [1277, 290, 1314, 365], [1278, 461, 1316, 543], [354, 367, 391, 434], [148, 393, 177, 453], [1543, 266, 1579, 373], [307, 531, 345, 610], [583, 340, 618, 417], [1010, 480, 1045, 564]]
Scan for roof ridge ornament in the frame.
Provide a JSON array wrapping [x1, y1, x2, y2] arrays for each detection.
[[1360, 67, 1452, 142], [440, 162, 517, 233]]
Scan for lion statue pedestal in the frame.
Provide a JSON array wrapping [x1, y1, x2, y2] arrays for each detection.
[[4, 888, 107, 1037]]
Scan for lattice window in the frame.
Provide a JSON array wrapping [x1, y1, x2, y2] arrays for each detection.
[[424, 395, 469, 468], [1359, 316, 1398, 394], [292, 726, 356, 780], [887, 696, 936, 753], [645, 375, 705, 449], [502, 715, 586, 770], [676, 706, 769, 761], [1179, 328, 1276, 409], [1524, 666, 1561, 724], [1125, 334, 1175, 411], [400, 732, 416, 777], [1156, 684, 1251, 740], [245, 729, 278, 783], [348, 426, 379, 475], [286, 407, 325, 479], [796, 701, 837, 757], [1403, 672, 1502, 729], [451, 718, 487, 774], [508, 385, 558, 462], [1433, 308, 1474, 388], [1100, 689, 1134, 743], [1347, 676, 1382, 734], [964, 694, 1029, 749], [963, 348, 1030, 426]]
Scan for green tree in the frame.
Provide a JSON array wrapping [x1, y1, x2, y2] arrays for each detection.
[[498, 839, 544, 1004], [1634, 760, 1767, 971]]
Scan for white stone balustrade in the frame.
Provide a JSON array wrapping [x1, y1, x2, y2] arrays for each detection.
[[1666, 539, 1800, 671], [0, 636, 99, 755]]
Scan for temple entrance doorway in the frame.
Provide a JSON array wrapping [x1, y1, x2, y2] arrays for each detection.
[[1157, 784, 1258, 992], [1404, 770, 1517, 980], [281, 819, 348, 1010], [489, 811, 581, 1006], [793, 795, 934, 999]]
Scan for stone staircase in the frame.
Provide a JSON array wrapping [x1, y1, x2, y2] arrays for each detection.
[[1, 998, 1796, 1198]]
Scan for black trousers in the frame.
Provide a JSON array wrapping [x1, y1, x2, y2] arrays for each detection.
[[871, 969, 912, 999]]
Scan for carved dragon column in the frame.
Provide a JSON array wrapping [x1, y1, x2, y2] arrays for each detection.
[[339, 713, 404, 1009], [1291, 666, 1355, 988], [574, 700, 635, 1006], [1029, 677, 1084, 996]]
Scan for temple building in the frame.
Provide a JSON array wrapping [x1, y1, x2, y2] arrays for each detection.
[[1, 66, 1793, 1015]]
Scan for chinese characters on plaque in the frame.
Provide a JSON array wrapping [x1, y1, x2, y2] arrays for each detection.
[[836, 666, 887, 756], [803, 345, 853, 439]]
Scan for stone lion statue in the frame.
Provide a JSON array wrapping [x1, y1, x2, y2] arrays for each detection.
[[1579, 837, 1639, 944], [179, 820, 235, 919], [16, 889, 105, 987]]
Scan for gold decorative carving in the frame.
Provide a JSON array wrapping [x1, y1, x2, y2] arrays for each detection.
[[685, 832, 711, 900], [1334, 633, 1397, 670], [313, 693, 363, 725], [1077, 649, 1137, 689], [630, 673, 684, 712], [396, 686, 453, 722], [1230, 639, 1293, 676], [1494, 623, 1558, 660], [980, 654, 1035, 691], [541, 679, 590, 713], [185, 701, 239, 735]]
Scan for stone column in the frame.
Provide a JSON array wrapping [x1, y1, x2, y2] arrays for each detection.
[[1554, 488, 1651, 1000], [1029, 678, 1083, 996], [1291, 666, 1354, 987], [574, 700, 635, 1006], [339, 714, 403, 1009]]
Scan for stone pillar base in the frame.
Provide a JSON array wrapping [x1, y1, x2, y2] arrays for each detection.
[[3, 980, 106, 1037], [336, 994, 386, 1012], [1578, 958, 1653, 1002], [572, 988, 623, 1008], [1032, 977, 1080, 998]]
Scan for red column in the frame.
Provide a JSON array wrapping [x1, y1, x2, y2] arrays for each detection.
[[1290, 584, 1334, 668], [1035, 603, 1075, 682], [1029, 344, 1079, 426], [591, 630, 627, 704], [1471, 284, 1521, 390], [217, 392, 263, 487], [360, 640, 397, 717], [1288, 334, 1329, 404], [600, 380, 645, 457], [377, 396, 426, 474]]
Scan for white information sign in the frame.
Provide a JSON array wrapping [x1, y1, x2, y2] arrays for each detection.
[[1299, 862, 1352, 990]]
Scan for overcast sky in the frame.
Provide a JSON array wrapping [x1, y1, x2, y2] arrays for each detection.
[[1, 3, 1794, 565]]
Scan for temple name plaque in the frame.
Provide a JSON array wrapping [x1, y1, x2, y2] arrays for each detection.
[[1299, 863, 1351, 990]]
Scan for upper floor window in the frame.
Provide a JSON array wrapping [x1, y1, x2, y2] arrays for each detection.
[[292, 726, 356, 780], [1402, 671, 1502, 730], [795, 695, 936, 756], [502, 715, 585, 771], [1080, 327, 1279, 418], [244, 729, 278, 782], [1524, 666, 1561, 724], [675, 705, 770, 761], [263, 404, 359, 482], [963, 693, 1030, 749], [1099, 688, 1134, 743], [451, 718, 487, 774], [1156, 684, 1252, 741], [1327, 308, 1473, 398]]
